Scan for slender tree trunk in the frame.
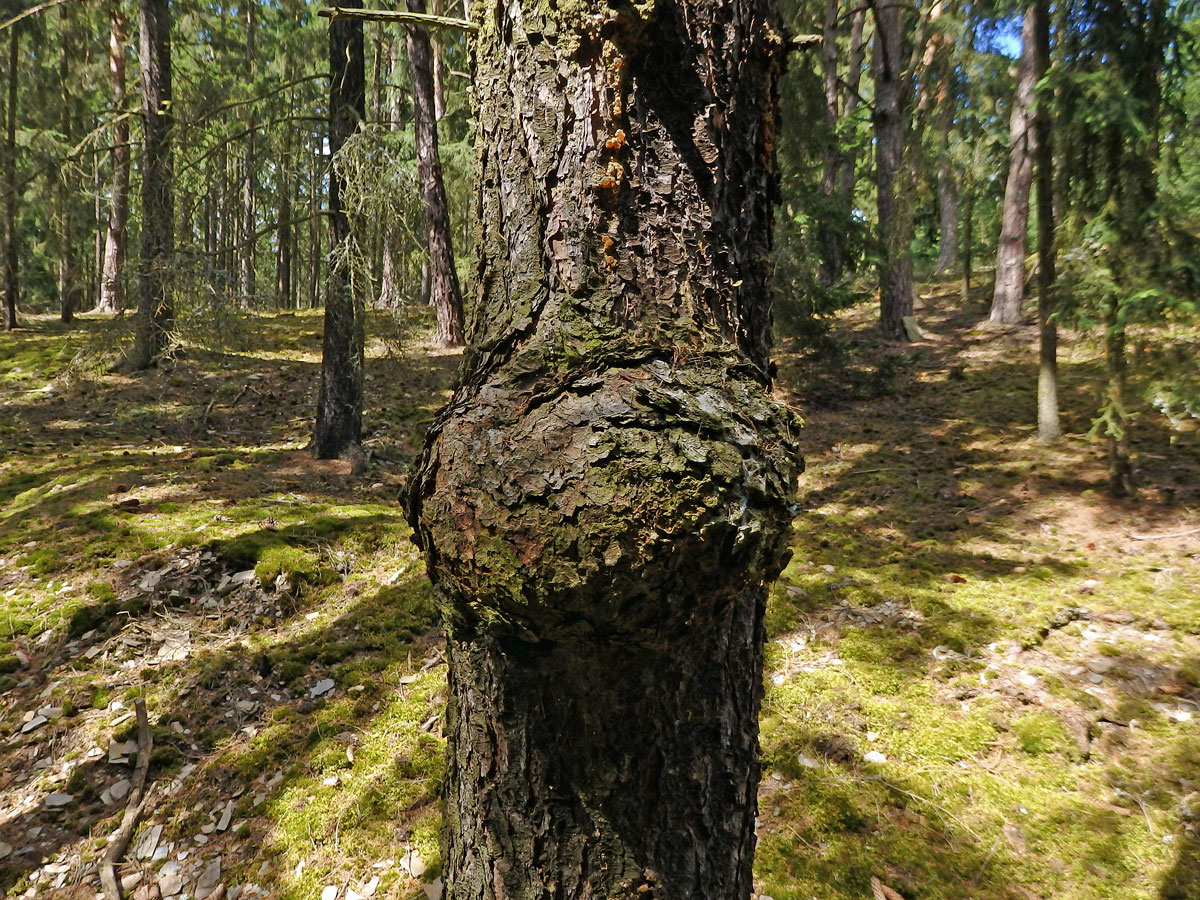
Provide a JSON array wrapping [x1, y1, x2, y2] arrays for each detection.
[[405, 0, 463, 346], [407, 3, 800, 897], [933, 97, 960, 276], [57, 7, 82, 324], [116, 0, 173, 371], [277, 122, 293, 310], [311, 0, 366, 458], [817, 0, 843, 288], [873, 0, 914, 341], [1104, 300, 1132, 496], [989, 5, 1037, 325], [960, 183, 973, 305], [837, 6, 867, 209], [4, 26, 19, 331], [309, 145, 321, 308], [99, 2, 130, 314], [240, 1, 257, 306], [378, 36, 403, 309], [817, 0, 867, 288], [1033, 0, 1059, 443]]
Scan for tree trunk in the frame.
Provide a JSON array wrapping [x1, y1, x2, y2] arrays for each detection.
[[4, 26, 19, 331], [406, 3, 800, 898], [405, 0, 464, 346], [57, 5, 83, 324], [989, 5, 1037, 326], [817, 0, 843, 288], [116, 0, 173, 371], [960, 184, 973, 305], [378, 36, 403, 309], [873, 0, 914, 341], [933, 97, 959, 276], [817, 0, 866, 289], [277, 121, 293, 310], [1033, 0, 1059, 443], [311, 0, 366, 458], [240, 0, 257, 306], [99, 2, 131, 314]]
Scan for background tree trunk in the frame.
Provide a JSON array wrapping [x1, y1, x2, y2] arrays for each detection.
[[99, 2, 131, 315], [407, 2, 800, 897], [989, 5, 1037, 325], [404, 0, 463, 346], [240, 0, 257, 306], [4, 26, 19, 331], [933, 98, 960, 276], [1034, 0, 1059, 443], [116, 0, 174, 371], [873, 0, 915, 341], [57, 5, 83, 324], [378, 36, 403, 309], [311, 0, 366, 458], [817, 0, 867, 289]]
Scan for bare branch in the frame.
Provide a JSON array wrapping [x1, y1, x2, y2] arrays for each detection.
[[317, 6, 476, 32]]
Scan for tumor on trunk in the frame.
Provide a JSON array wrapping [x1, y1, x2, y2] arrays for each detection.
[[406, 1, 800, 896]]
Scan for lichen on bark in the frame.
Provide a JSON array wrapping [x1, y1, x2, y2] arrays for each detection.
[[406, 1, 800, 896]]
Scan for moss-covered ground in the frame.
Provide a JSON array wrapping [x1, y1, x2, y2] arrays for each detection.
[[0, 288, 1197, 900]]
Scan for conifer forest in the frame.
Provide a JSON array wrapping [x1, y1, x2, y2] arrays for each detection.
[[1, 1, 1199, 899]]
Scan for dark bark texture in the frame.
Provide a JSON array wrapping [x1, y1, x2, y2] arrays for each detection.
[[989, 5, 1037, 326], [407, 2, 800, 898], [405, 0, 465, 346], [312, 0, 366, 458], [873, 0, 914, 341], [117, 0, 174, 370]]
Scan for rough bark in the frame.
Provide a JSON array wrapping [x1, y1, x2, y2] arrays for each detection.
[[1033, 0, 1059, 443], [407, 2, 800, 898], [4, 26, 18, 331], [116, 0, 174, 371], [99, 2, 130, 314], [405, 0, 464, 346], [873, 0, 914, 341], [988, 5, 1037, 326], [311, 0, 366, 458]]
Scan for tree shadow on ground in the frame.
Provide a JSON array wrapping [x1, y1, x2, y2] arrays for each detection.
[[0, 569, 446, 896]]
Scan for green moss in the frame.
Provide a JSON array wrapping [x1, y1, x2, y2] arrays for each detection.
[[194, 453, 236, 472], [0, 655, 18, 674], [1012, 711, 1074, 757], [87, 582, 117, 602], [254, 545, 333, 587]]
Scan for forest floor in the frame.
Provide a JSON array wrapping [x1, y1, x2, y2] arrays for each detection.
[[0, 285, 1198, 900]]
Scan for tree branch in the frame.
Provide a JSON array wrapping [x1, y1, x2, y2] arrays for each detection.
[[100, 700, 152, 900], [317, 7, 476, 32]]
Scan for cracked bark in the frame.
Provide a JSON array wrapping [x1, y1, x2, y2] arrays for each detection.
[[312, 0, 366, 457], [407, 2, 800, 898]]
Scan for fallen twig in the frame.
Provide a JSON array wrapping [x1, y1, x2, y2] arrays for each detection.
[[100, 699, 153, 900], [1128, 527, 1200, 541]]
